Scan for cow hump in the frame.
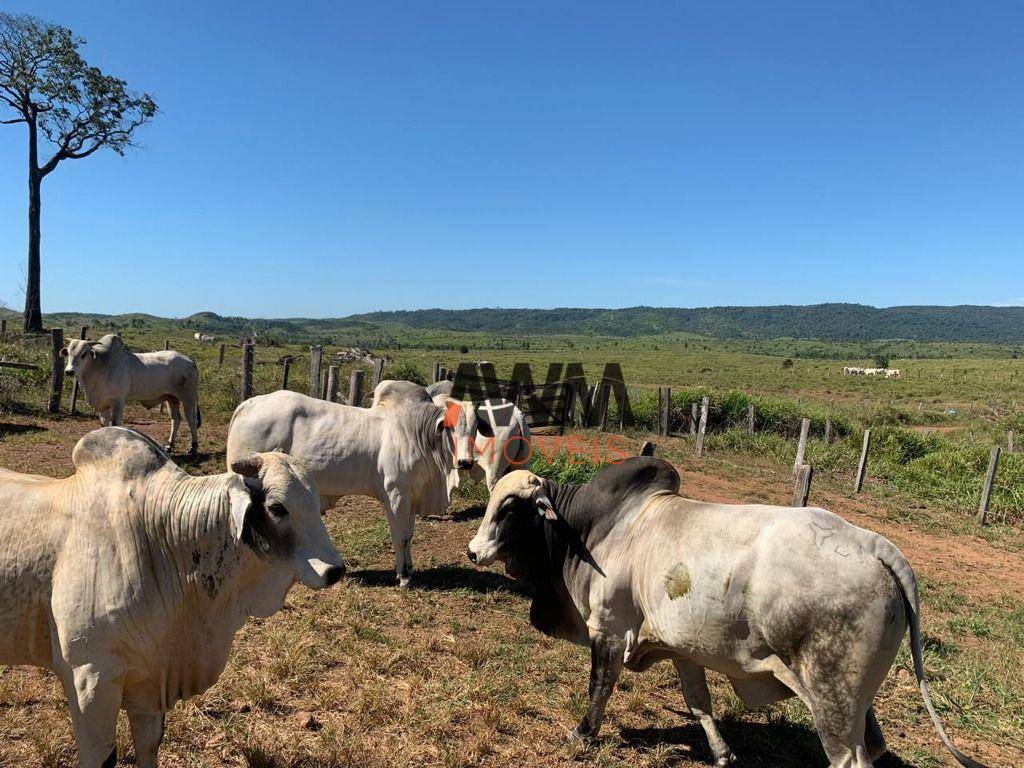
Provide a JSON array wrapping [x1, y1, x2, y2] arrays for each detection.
[[583, 457, 680, 507], [72, 427, 172, 479]]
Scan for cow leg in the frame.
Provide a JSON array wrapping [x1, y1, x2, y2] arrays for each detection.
[[384, 487, 414, 588], [573, 633, 625, 743], [182, 398, 200, 454], [58, 664, 123, 768], [128, 711, 165, 768], [673, 660, 737, 766], [111, 399, 125, 426], [165, 399, 181, 452], [864, 707, 886, 762]]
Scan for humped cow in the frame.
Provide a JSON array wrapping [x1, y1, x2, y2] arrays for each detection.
[[0, 427, 345, 768], [467, 457, 988, 768], [226, 388, 460, 587], [397, 379, 531, 490], [62, 334, 201, 454]]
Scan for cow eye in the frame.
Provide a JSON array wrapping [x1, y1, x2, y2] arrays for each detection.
[[268, 503, 289, 518], [477, 421, 494, 438]]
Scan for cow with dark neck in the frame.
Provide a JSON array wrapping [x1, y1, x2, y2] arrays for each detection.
[[467, 458, 989, 768]]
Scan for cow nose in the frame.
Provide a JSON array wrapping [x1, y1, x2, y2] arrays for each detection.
[[322, 564, 346, 587], [64, 368, 74, 376], [466, 548, 477, 564], [457, 459, 474, 470]]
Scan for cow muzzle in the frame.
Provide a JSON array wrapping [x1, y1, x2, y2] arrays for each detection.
[[300, 556, 347, 589], [457, 458, 474, 470]]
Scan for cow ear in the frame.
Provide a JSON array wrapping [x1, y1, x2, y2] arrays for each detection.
[[59, 348, 68, 358], [231, 454, 263, 478], [227, 482, 253, 542], [536, 494, 557, 521]]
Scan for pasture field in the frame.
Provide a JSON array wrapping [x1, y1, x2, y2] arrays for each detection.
[[0, 321, 1022, 767]]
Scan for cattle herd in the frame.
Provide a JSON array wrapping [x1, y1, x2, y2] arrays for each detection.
[[0, 339, 991, 768]]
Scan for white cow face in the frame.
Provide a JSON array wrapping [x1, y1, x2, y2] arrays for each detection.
[[60, 338, 101, 377], [230, 453, 346, 606], [467, 470, 555, 567], [446, 400, 479, 470]]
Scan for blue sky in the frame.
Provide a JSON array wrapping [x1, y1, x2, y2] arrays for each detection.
[[1, 2, 1022, 317]]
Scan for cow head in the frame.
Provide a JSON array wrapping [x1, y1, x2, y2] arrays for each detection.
[[467, 470, 555, 567], [229, 452, 346, 608], [444, 400, 479, 470], [61, 334, 121, 377]]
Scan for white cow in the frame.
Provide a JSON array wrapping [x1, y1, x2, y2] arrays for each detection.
[[886, 369, 903, 379], [397, 380, 531, 490], [0, 427, 345, 768], [227, 388, 459, 587], [193, 332, 215, 344], [62, 334, 201, 454], [468, 459, 989, 768]]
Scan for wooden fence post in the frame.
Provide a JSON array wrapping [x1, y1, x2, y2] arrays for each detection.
[[747, 403, 755, 435], [164, 339, 170, 350], [373, 358, 385, 387], [794, 418, 811, 475], [348, 369, 365, 407], [47, 328, 65, 414], [0, 318, 5, 338], [639, 441, 656, 457], [326, 365, 340, 402], [281, 358, 291, 390], [793, 463, 814, 507], [439, 366, 448, 382], [695, 396, 709, 457], [977, 446, 1002, 525], [661, 387, 672, 437], [309, 345, 323, 398], [218, 343, 226, 367], [853, 429, 872, 493], [690, 403, 698, 436], [433, 362, 442, 383], [597, 383, 611, 432], [240, 343, 254, 402], [564, 382, 578, 429], [657, 387, 663, 436], [70, 325, 88, 415], [824, 418, 833, 445]]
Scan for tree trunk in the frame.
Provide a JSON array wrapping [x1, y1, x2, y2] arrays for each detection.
[[24, 118, 43, 334]]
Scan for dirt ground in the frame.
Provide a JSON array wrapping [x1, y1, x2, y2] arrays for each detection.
[[0, 408, 1020, 768]]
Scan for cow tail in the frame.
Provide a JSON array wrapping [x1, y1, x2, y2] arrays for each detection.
[[875, 539, 990, 768], [197, 404, 202, 429]]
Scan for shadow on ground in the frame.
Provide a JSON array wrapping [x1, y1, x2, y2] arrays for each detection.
[[0, 422, 45, 437], [349, 564, 524, 595], [619, 719, 916, 768]]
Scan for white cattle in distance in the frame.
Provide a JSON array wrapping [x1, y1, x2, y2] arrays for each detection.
[[0, 427, 345, 768], [62, 334, 201, 453], [193, 332, 215, 344], [226, 388, 461, 587]]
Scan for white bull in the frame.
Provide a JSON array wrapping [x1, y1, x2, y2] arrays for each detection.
[[0, 427, 345, 768], [226, 388, 459, 587], [62, 334, 201, 454], [468, 458, 989, 768]]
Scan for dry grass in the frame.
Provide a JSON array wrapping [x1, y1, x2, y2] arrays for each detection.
[[0, 415, 1021, 767]]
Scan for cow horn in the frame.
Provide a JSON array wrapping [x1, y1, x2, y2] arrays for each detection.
[[231, 454, 264, 478]]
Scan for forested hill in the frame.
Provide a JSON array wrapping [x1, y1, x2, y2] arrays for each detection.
[[348, 304, 1024, 343]]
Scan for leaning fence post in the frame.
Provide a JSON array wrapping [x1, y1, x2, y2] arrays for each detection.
[[433, 362, 442, 383], [977, 446, 1002, 525], [597, 383, 611, 432], [373, 358, 385, 387], [853, 429, 872, 493], [309, 345, 323, 398], [240, 343, 254, 402], [47, 327, 65, 414], [824, 418, 833, 445], [70, 325, 88, 415], [0, 318, 6, 338], [325, 365, 340, 402], [794, 418, 811, 475], [281, 358, 291, 390], [348, 369, 365, 407], [218, 343, 226, 367], [793, 463, 814, 507], [695, 396, 709, 457], [747, 403, 755, 435]]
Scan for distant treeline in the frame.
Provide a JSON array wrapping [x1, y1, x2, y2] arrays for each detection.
[[5, 303, 1023, 344], [349, 304, 1024, 343]]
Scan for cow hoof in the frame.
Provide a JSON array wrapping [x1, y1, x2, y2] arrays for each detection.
[[398, 577, 413, 589], [715, 753, 738, 766], [567, 725, 596, 749], [163, 444, 174, 452]]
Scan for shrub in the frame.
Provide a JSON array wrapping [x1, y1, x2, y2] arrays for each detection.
[[384, 361, 427, 386]]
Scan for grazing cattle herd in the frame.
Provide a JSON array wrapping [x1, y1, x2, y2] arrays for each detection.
[[0, 338, 991, 767]]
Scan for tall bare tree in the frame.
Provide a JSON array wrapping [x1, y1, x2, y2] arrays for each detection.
[[0, 13, 156, 332]]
